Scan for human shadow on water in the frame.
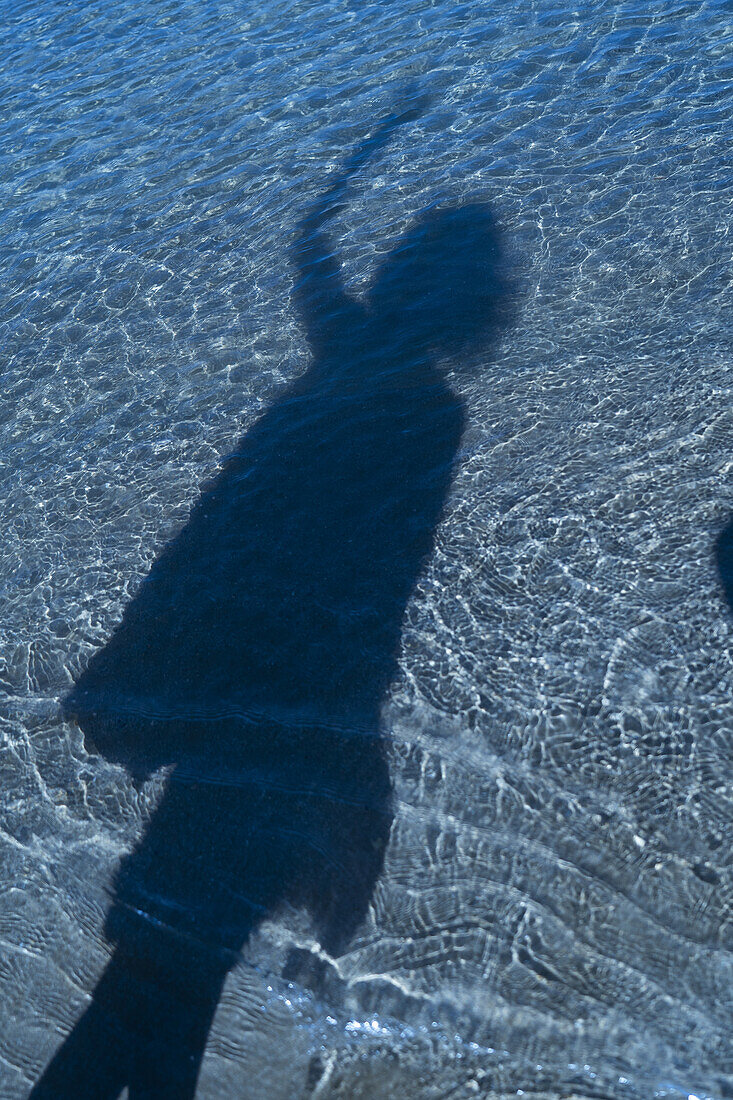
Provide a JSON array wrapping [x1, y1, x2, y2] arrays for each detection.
[[31, 112, 512, 1099]]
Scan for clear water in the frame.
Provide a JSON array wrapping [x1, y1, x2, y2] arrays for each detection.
[[1, 0, 732, 1097]]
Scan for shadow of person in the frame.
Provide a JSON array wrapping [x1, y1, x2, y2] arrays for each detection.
[[31, 116, 511, 1099]]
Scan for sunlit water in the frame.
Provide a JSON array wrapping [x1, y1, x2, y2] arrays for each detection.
[[1, 0, 732, 1097]]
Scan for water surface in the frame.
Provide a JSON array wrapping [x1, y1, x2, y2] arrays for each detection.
[[1, 0, 731, 1097]]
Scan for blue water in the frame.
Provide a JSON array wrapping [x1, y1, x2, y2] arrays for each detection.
[[1, 1, 732, 1097]]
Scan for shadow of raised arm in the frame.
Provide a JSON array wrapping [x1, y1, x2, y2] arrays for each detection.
[[292, 98, 431, 356]]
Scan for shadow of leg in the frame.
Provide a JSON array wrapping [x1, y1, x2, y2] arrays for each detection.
[[29, 974, 130, 1100], [31, 934, 228, 1100], [281, 787, 393, 997]]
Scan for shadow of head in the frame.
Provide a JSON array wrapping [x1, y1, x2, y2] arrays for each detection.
[[367, 202, 513, 361]]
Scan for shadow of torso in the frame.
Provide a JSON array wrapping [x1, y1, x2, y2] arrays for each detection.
[[72, 316, 464, 960]]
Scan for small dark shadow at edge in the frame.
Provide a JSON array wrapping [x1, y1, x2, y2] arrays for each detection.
[[716, 518, 733, 614]]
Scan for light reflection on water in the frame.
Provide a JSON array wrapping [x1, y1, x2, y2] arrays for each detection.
[[1, 0, 732, 1097]]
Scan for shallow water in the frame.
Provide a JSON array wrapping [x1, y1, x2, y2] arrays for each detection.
[[1, 0, 732, 1097]]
